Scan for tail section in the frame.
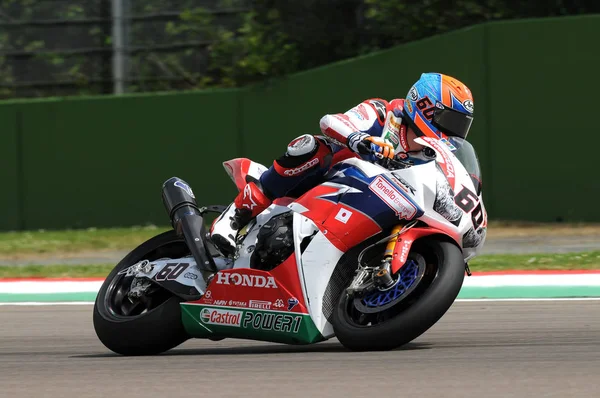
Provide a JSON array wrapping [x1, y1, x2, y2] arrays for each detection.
[[222, 158, 269, 192]]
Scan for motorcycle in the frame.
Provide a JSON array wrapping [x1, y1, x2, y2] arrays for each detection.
[[93, 136, 487, 355]]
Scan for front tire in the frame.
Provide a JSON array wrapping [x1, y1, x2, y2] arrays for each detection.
[[331, 238, 465, 351], [93, 230, 191, 356]]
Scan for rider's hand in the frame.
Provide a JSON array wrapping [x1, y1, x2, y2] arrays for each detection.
[[347, 132, 372, 155], [365, 136, 395, 162], [347, 133, 395, 163]]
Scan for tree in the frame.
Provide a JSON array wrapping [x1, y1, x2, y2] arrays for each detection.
[[161, 0, 600, 89], [0, 0, 112, 98], [1, 0, 598, 99]]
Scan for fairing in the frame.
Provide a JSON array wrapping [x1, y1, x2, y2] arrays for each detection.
[[148, 141, 486, 342], [222, 158, 268, 192]]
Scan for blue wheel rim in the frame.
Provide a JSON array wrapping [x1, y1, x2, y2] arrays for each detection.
[[362, 259, 420, 308]]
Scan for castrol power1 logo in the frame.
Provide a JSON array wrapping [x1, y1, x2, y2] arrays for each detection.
[[369, 176, 417, 220], [200, 308, 243, 327]]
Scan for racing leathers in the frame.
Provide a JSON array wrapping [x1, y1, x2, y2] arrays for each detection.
[[209, 97, 434, 257]]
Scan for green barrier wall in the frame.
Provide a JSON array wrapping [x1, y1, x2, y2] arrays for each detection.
[[0, 104, 20, 231], [17, 90, 241, 230], [1, 14, 598, 230], [486, 15, 600, 222]]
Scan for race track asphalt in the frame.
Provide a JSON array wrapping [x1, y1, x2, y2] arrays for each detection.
[[1, 300, 599, 398]]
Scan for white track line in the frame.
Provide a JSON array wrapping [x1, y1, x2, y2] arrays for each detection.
[[462, 274, 600, 287], [456, 297, 600, 302], [0, 301, 95, 306], [0, 281, 102, 294]]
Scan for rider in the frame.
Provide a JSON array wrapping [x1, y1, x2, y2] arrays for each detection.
[[210, 72, 475, 257]]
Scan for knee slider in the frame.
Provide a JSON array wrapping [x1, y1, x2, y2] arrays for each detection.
[[274, 134, 334, 178], [287, 134, 317, 157], [276, 134, 320, 169]]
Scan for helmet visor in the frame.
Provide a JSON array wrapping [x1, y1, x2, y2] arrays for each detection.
[[432, 102, 473, 139]]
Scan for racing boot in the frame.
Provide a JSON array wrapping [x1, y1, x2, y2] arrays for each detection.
[[210, 181, 272, 258]]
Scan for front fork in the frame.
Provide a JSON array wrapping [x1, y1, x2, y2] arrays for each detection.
[[372, 225, 403, 288], [346, 223, 410, 295]]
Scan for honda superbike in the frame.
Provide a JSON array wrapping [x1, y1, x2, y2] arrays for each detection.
[[93, 136, 487, 355]]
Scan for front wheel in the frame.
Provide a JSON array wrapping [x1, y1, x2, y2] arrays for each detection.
[[331, 238, 465, 351], [93, 230, 191, 356]]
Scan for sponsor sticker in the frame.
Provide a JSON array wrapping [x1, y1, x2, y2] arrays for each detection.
[[241, 184, 257, 210], [389, 117, 402, 130], [399, 239, 412, 263], [440, 138, 457, 151], [389, 174, 416, 195], [242, 312, 303, 333], [274, 299, 285, 309], [424, 137, 456, 185], [249, 300, 272, 310], [369, 176, 418, 220], [399, 127, 409, 151], [357, 104, 370, 119], [184, 272, 198, 280], [287, 298, 299, 311], [349, 109, 364, 120], [334, 208, 353, 224], [174, 180, 195, 199], [463, 99, 474, 113], [333, 114, 360, 131], [215, 272, 278, 288], [284, 158, 319, 176], [368, 100, 387, 120], [384, 131, 400, 148], [200, 308, 243, 327], [408, 86, 418, 102], [210, 299, 247, 308]]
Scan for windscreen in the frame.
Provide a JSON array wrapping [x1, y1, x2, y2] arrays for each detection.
[[447, 137, 483, 194]]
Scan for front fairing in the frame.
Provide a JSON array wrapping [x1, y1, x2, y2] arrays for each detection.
[[320, 137, 487, 261], [413, 136, 487, 260]]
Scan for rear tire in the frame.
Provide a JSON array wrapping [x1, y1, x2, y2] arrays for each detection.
[[331, 238, 465, 351], [93, 231, 191, 356]]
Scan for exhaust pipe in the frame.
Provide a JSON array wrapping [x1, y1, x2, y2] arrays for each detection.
[[161, 177, 216, 272]]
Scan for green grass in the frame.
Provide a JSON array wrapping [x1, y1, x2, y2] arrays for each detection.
[[1, 251, 598, 278], [1, 224, 599, 278], [0, 226, 171, 257], [1, 221, 599, 258]]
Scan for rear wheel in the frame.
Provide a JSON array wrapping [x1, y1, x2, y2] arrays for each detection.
[[93, 230, 191, 356], [331, 238, 465, 351]]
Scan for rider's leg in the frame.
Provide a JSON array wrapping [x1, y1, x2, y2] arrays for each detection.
[[210, 134, 334, 257], [210, 181, 272, 257]]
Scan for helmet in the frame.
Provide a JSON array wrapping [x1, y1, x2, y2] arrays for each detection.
[[403, 73, 474, 140]]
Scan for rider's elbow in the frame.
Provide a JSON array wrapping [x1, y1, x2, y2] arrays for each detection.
[[319, 114, 332, 133]]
